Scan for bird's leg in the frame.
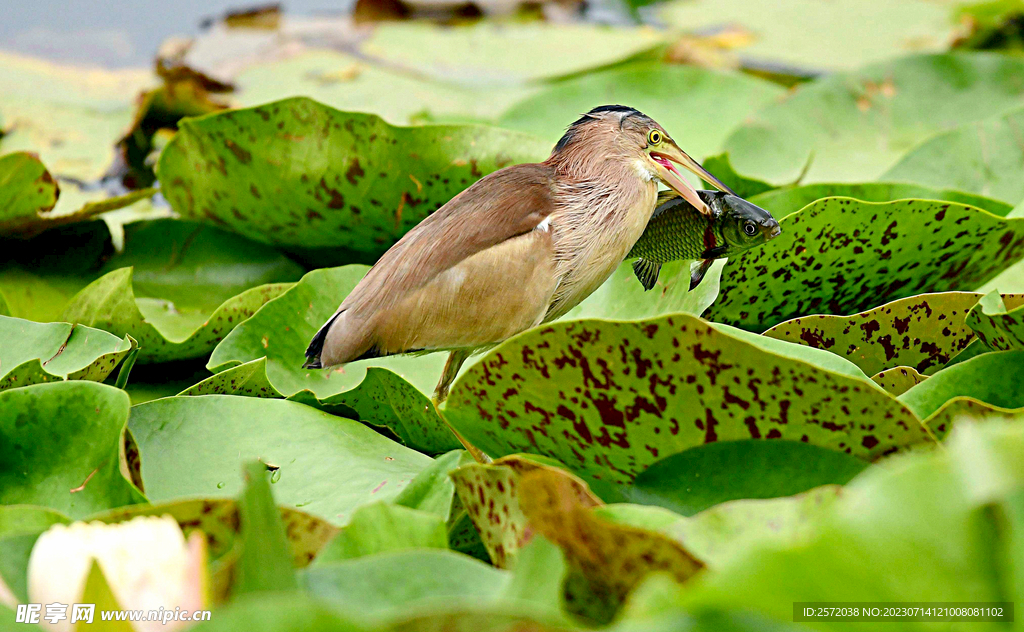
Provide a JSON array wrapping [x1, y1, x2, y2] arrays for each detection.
[[431, 349, 491, 464]]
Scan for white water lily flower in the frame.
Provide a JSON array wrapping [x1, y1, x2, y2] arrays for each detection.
[[27, 515, 206, 632]]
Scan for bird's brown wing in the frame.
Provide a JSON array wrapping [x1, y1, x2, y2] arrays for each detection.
[[306, 162, 557, 367]]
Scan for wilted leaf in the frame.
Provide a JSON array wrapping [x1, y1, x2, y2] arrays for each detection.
[[518, 468, 704, 624], [599, 485, 842, 567], [127, 394, 434, 525], [157, 97, 548, 262], [314, 502, 448, 563], [0, 316, 134, 390], [90, 498, 338, 568], [0, 382, 140, 518], [234, 50, 537, 126], [208, 266, 460, 455], [761, 292, 1006, 376], [898, 349, 1024, 419], [870, 366, 929, 396], [629, 441, 866, 516], [707, 198, 1024, 331], [750, 182, 1014, 218], [721, 53, 1024, 185], [360, 23, 666, 84], [497, 63, 783, 159], [966, 289, 1024, 350], [883, 106, 1024, 205], [449, 455, 600, 569], [446, 313, 931, 485], [0, 50, 152, 181], [659, 0, 958, 71]]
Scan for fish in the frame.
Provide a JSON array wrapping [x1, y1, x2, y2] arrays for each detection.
[[627, 189, 782, 291]]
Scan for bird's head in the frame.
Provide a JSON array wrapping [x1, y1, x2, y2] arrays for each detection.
[[550, 105, 733, 214]]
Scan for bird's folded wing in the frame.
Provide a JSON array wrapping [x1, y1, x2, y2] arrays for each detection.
[[339, 162, 557, 317]]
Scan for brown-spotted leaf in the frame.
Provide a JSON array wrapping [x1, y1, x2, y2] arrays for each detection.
[[966, 290, 1024, 351], [449, 455, 600, 569], [871, 366, 929, 397], [762, 292, 1021, 376], [157, 96, 548, 263], [706, 198, 1024, 331], [446, 313, 932, 485], [518, 468, 703, 624], [923, 398, 1024, 441]]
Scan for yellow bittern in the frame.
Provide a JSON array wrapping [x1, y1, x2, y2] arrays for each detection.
[[304, 105, 731, 404]]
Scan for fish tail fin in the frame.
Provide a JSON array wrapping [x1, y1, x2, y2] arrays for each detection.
[[632, 258, 662, 291], [689, 259, 714, 291]]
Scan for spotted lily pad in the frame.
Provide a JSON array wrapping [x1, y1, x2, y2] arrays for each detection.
[[749, 182, 1014, 219], [445, 313, 932, 485], [883, 106, 1024, 206], [721, 53, 1024, 186], [760, 292, 1017, 376], [450, 455, 601, 569], [706, 198, 1024, 331], [966, 290, 1024, 350], [207, 265, 459, 454], [0, 316, 135, 390], [870, 366, 929, 396], [497, 63, 783, 158], [157, 97, 548, 263]]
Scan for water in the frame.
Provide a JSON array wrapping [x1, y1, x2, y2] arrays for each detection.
[[0, 0, 355, 67]]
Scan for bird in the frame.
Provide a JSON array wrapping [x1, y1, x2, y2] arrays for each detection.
[[304, 105, 732, 410]]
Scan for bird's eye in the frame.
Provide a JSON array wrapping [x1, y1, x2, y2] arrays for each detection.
[[743, 222, 757, 236], [647, 130, 662, 145]]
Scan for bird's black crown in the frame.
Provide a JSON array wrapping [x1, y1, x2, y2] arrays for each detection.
[[554, 105, 647, 153]]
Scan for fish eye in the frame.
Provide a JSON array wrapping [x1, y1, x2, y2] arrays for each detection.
[[743, 221, 757, 236], [647, 129, 662, 145]]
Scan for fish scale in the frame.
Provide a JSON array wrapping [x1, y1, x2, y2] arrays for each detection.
[[628, 198, 727, 262]]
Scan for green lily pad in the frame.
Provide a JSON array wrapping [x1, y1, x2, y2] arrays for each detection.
[[0, 151, 58, 232], [189, 592, 366, 632], [0, 382, 141, 518], [0, 505, 70, 538], [699, 153, 775, 200], [497, 63, 783, 158], [883, 106, 1024, 205], [599, 485, 843, 567], [870, 366, 929, 396], [706, 198, 1024, 331], [679, 419, 1024, 627], [303, 549, 509, 622], [761, 292, 1007, 376], [749, 182, 1014, 219], [0, 50, 152, 181], [445, 313, 931, 485], [234, 50, 538, 126], [0, 316, 135, 390], [966, 290, 1024, 350], [721, 53, 1024, 186], [314, 502, 448, 564], [629, 441, 867, 516], [127, 394, 434, 525], [208, 265, 459, 455], [157, 97, 548, 263], [658, 0, 958, 72], [235, 460, 300, 595], [922, 397, 1024, 441], [359, 23, 666, 84], [898, 349, 1024, 419]]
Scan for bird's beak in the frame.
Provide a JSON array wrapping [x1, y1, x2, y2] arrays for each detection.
[[650, 143, 734, 215]]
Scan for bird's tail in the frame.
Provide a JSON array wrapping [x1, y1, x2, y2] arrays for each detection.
[[303, 311, 341, 369]]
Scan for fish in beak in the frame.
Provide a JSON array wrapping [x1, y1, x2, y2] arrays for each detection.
[[649, 142, 735, 216]]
